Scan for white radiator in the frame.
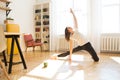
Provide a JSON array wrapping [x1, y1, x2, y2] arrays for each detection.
[[58, 36, 77, 51], [100, 33, 120, 52], [59, 37, 69, 51]]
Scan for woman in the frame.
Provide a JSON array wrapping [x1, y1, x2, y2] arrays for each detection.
[[53, 9, 99, 62]]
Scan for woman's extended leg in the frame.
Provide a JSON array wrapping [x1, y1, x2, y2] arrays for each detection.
[[57, 42, 99, 62], [57, 46, 82, 57]]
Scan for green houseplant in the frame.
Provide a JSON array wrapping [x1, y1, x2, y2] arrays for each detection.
[[4, 17, 14, 24], [6, 17, 14, 20]]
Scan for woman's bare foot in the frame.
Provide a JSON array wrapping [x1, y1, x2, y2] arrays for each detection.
[[50, 56, 58, 60]]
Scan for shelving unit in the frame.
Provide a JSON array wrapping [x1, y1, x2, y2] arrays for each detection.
[[34, 2, 50, 51], [0, 0, 11, 16]]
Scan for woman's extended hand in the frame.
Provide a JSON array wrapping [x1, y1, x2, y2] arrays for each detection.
[[68, 55, 72, 60], [70, 8, 74, 14]]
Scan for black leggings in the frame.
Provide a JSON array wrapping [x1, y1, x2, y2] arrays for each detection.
[[57, 42, 99, 61]]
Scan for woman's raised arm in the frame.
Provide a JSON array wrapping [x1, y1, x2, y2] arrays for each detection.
[[70, 8, 78, 28]]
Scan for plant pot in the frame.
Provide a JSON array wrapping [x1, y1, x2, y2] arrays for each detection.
[[4, 20, 14, 24]]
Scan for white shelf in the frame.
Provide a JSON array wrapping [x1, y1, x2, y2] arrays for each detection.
[[34, 2, 50, 51], [0, 0, 11, 3], [0, 0, 11, 16]]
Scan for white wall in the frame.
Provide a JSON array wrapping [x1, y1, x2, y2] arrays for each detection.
[[37, 0, 50, 3], [9, 0, 36, 51]]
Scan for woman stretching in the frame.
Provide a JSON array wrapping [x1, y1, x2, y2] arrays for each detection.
[[53, 9, 99, 62]]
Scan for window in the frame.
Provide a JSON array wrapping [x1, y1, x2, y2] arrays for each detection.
[[74, 0, 87, 35], [101, 0, 120, 33], [53, 0, 87, 35]]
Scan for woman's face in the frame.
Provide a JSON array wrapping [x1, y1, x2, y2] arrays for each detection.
[[67, 27, 73, 33]]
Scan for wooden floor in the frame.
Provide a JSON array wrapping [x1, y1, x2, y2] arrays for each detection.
[[0, 50, 120, 80]]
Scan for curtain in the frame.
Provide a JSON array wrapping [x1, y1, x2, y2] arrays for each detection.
[[50, 0, 73, 51], [50, 0, 102, 53]]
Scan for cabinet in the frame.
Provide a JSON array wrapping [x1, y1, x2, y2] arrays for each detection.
[[34, 2, 50, 51], [6, 24, 20, 55]]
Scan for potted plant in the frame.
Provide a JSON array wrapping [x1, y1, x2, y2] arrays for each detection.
[[4, 17, 14, 24], [6, 17, 14, 20]]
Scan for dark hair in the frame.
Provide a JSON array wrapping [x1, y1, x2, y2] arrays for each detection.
[[65, 27, 71, 41]]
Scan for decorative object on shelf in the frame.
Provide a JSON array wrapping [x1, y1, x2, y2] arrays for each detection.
[[35, 27, 40, 32], [43, 20, 49, 25], [43, 8, 48, 12], [36, 22, 41, 26], [4, 17, 14, 24], [6, 17, 14, 20], [35, 9, 41, 13], [35, 15, 41, 20], [43, 15, 49, 19], [35, 39, 41, 43]]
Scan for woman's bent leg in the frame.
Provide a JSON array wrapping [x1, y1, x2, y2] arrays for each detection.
[[82, 42, 99, 62]]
